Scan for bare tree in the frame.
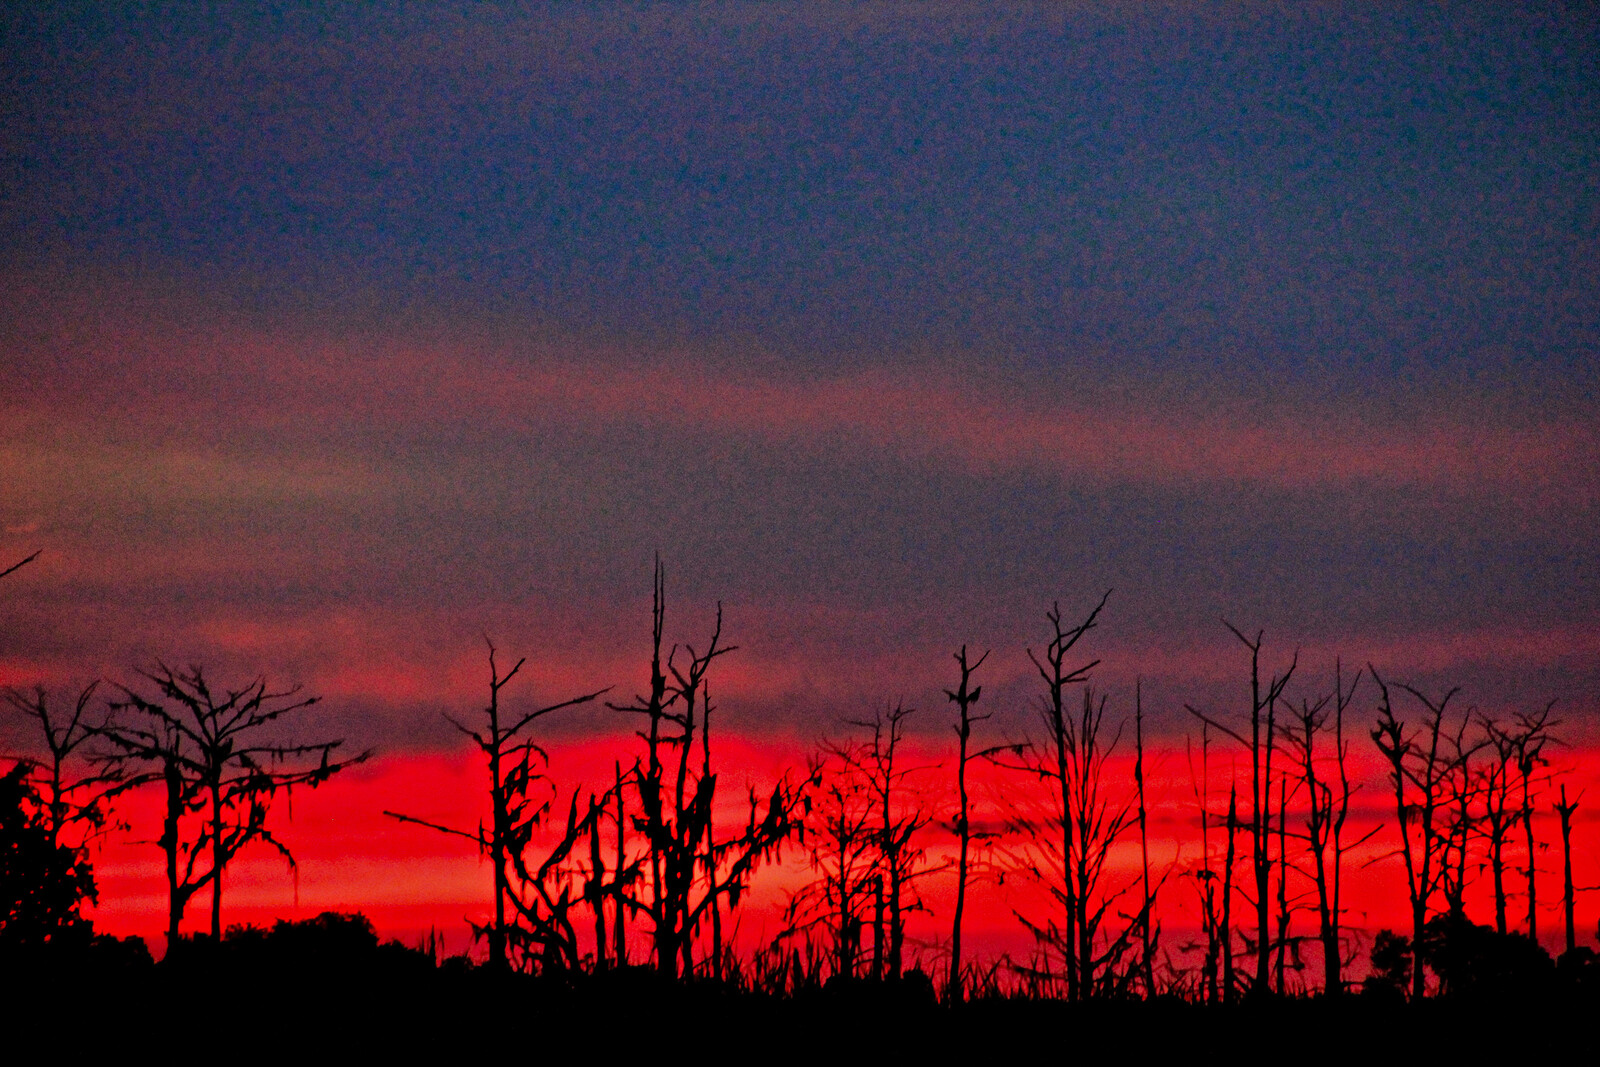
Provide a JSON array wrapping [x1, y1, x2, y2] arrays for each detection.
[[998, 593, 1147, 1000], [1480, 715, 1520, 935], [585, 788, 609, 971], [4, 683, 122, 853], [1368, 670, 1475, 1000], [387, 640, 610, 972], [833, 701, 934, 982], [105, 663, 366, 947], [1435, 707, 1484, 923], [610, 559, 810, 979], [1185, 726, 1223, 1004], [1554, 783, 1580, 956], [1274, 775, 1291, 994], [1134, 680, 1158, 998], [1221, 781, 1239, 1001], [1511, 703, 1557, 942], [611, 761, 629, 965], [581, 763, 640, 974], [1186, 624, 1296, 996], [1016, 594, 1108, 1001], [804, 744, 877, 980], [946, 644, 990, 1004], [1280, 661, 1374, 996]]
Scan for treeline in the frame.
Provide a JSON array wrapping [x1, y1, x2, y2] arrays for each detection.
[[3, 551, 1596, 1006]]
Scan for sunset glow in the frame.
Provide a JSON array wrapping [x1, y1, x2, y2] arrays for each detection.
[[3, 4, 1597, 997]]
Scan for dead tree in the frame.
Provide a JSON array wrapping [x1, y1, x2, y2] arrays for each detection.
[[583, 775, 638, 974], [1481, 716, 1519, 935], [1369, 670, 1474, 1000], [1014, 595, 1107, 1001], [105, 663, 366, 947], [1437, 709, 1484, 921], [698, 679, 727, 980], [1554, 783, 1580, 956], [3, 683, 122, 853], [998, 592, 1147, 1000], [387, 640, 611, 972], [836, 701, 934, 981], [945, 645, 990, 1003], [1221, 782, 1239, 1001], [610, 559, 809, 979], [1281, 661, 1374, 996], [1134, 680, 1157, 999], [1185, 726, 1223, 1004], [612, 761, 628, 965], [1274, 776, 1291, 994], [1512, 703, 1557, 942], [1186, 623, 1296, 996], [805, 746, 877, 980], [586, 788, 608, 970], [578, 762, 642, 975], [1183, 725, 1249, 1003]]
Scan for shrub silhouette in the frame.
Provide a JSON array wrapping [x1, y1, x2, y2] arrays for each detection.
[[0, 761, 95, 953], [1363, 929, 1411, 1000], [1421, 912, 1553, 1000]]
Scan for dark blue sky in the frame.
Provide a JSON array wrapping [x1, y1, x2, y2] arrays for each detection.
[[6, 4, 1596, 385]]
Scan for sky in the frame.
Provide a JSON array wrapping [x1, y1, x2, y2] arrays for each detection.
[[2, 3, 1597, 965]]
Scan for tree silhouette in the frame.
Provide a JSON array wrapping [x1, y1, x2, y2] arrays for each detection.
[[387, 639, 611, 972], [1509, 703, 1557, 942], [1421, 910, 1554, 1001], [1, 760, 95, 952], [839, 701, 934, 982], [610, 558, 810, 979], [103, 663, 367, 947], [1476, 707, 1558, 943], [996, 593, 1147, 1000], [1221, 783, 1241, 1000], [1553, 783, 1580, 956], [0, 550, 97, 956], [1369, 671, 1478, 999], [579, 765, 636, 973], [1480, 715, 1521, 935], [1437, 712, 1481, 922], [1184, 725, 1224, 1003], [1133, 680, 1161, 998], [1186, 624, 1297, 997], [945, 644, 991, 1004], [802, 743, 877, 980], [3, 683, 122, 855], [1364, 928, 1412, 999], [1280, 661, 1375, 996], [797, 702, 938, 986]]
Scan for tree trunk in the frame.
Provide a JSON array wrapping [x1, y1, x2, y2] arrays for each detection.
[[1492, 824, 1508, 935], [1522, 792, 1538, 943], [590, 795, 607, 971], [1136, 683, 1154, 999], [613, 765, 627, 966], [163, 756, 183, 949], [1275, 776, 1288, 996], [488, 696, 508, 972], [1222, 786, 1238, 1003], [210, 778, 224, 941], [1556, 785, 1577, 955]]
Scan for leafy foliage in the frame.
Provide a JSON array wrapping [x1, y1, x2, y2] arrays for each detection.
[[0, 761, 95, 950]]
